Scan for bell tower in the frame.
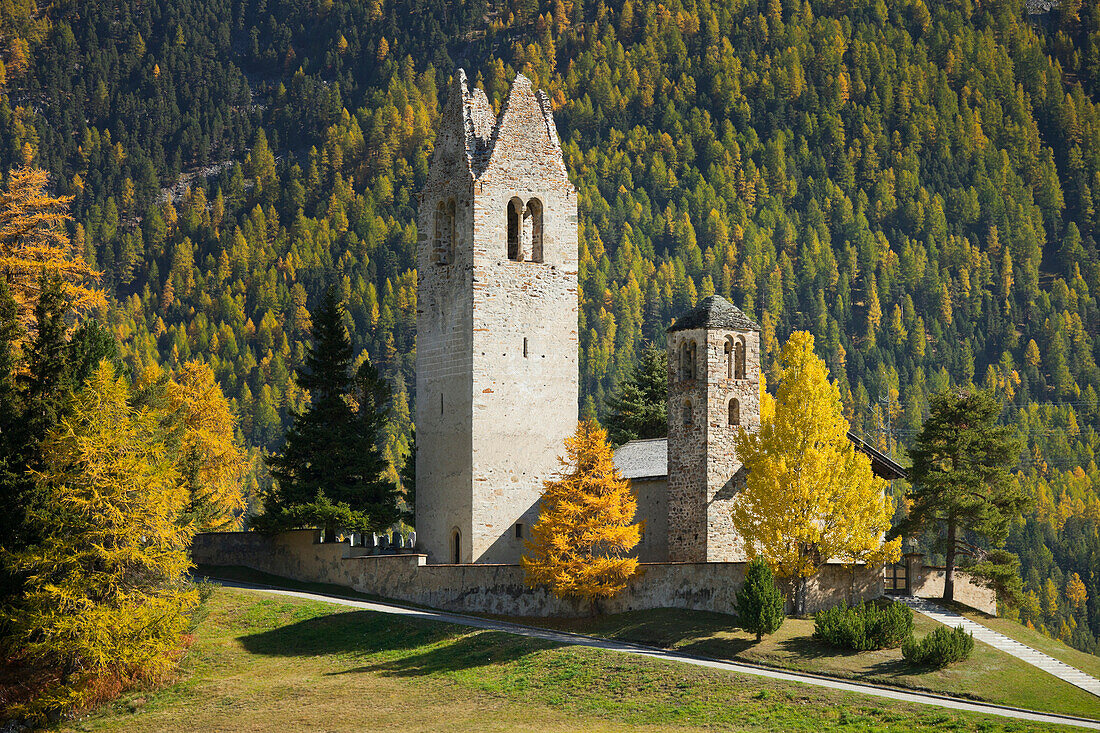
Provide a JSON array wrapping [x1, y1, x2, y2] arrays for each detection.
[[415, 70, 579, 564], [666, 295, 761, 562]]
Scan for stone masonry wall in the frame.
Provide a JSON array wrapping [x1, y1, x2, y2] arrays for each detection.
[[415, 71, 578, 564], [467, 74, 578, 564], [192, 531, 884, 617], [666, 328, 707, 562], [416, 71, 476, 564], [666, 327, 760, 562], [910, 565, 998, 615], [704, 328, 760, 562]]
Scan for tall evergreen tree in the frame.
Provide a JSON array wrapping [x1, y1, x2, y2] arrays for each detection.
[[262, 288, 399, 534], [400, 426, 416, 524], [0, 276, 26, 605], [892, 390, 1030, 603], [603, 342, 668, 446]]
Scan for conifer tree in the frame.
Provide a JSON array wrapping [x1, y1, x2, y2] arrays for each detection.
[[3, 361, 197, 719], [262, 287, 399, 535], [400, 426, 416, 524], [522, 420, 640, 611], [0, 166, 104, 326], [732, 331, 900, 615], [892, 389, 1029, 603], [736, 556, 786, 641], [603, 342, 668, 446]]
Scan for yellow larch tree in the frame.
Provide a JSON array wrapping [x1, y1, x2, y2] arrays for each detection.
[[0, 165, 105, 327], [134, 361, 249, 532], [165, 361, 249, 531], [522, 420, 641, 611], [732, 331, 900, 615], [3, 361, 197, 718], [1067, 572, 1088, 611]]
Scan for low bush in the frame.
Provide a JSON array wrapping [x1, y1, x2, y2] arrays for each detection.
[[902, 625, 974, 667], [813, 600, 914, 650]]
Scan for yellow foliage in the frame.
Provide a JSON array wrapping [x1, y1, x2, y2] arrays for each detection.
[[3, 362, 198, 716], [166, 361, 249, 531], [1067, 572, 1088, 611], [732, 331, 900, 611], [522, 420, 641, 605], [0, 165, 105, 328]]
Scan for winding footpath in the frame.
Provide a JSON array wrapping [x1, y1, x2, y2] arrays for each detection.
[[212, 579, 1100, 730], [899, 596, 1100, 698]]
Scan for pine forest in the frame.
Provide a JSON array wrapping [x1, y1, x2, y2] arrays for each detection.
[[3, 0, 1100, 652]]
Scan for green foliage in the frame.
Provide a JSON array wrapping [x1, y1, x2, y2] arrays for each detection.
[[5, 0, 1100, 652], [902, 626, 975, 668], [966, 548, 1025, 608], [603, 342, 668, 446], [735, 557, 785, 641], [400, 426, 416, 524], [813, 601, 914, 651], [894, 390, 1030, 602], [262, 288, 400, 534]]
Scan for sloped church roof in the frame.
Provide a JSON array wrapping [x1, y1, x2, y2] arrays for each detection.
[[614, 435, 906, 481], [667, 295, 761, 333]]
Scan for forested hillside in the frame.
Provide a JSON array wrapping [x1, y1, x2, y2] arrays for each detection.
[[4, 0, 1100, 649]]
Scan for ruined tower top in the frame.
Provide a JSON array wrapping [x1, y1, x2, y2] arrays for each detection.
[[427, 70, 571, 190]]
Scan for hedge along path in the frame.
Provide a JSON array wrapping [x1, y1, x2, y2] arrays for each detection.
[[899, 596, 1100, 698], [212, 579, 1100, 730]]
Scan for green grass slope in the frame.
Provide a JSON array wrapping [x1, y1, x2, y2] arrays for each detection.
[[63, 586, 1085, 732]]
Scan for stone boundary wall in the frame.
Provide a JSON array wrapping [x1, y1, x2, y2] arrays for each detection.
[[910, 564, 998, 615], [192, 530, 883, 617]]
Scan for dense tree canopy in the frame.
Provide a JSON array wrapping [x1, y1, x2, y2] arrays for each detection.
[[3, 0, 1100, 647]]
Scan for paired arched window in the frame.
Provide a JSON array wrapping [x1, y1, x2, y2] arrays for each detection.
[[506, 196, 544, 262], [734, 337, 746, 380], [433, 198, 456, 265], [725, 337, 734, 378], [729, 398, 740, 426], [683, 399, 694, 426]]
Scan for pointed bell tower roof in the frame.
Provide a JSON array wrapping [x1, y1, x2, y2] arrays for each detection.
[[667, 295, 760, 333]]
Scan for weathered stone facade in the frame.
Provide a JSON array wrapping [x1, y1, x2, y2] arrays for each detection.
[[666, 297, 761, 562], [416, 70, 578, 565]]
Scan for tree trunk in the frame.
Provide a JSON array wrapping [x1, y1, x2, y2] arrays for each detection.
[[794, 576, 807, 616], [943, 515, 956, 603]]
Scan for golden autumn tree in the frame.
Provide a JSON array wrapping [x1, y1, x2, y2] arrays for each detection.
[[2, 361, 198, 718], [0, 165, 105, 327], [166, 361, 249, 531], [732, 331, 900, 615], [132, 360, 249, 532], [522, 420, 641, 611]]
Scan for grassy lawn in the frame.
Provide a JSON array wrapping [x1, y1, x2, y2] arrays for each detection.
[[942, 602, 1100, 680], [499, 607, 1100, 720], [61, 586, 1086, 732]]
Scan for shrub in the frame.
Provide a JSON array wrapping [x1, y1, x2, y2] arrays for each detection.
[[902, 625, 974, 667], [736, 557, 785, 640], [813, 600, 914, 650]]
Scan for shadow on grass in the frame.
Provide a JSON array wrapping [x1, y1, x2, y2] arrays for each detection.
[[570, 608, 744, 648], [237, 609, 560, 676], [676, 636, 759, 659], [339, 631, 561, 678], [776, 635, 866, 661]]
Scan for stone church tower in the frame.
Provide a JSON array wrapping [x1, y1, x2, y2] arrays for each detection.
[[666, 296, 761, 562], [415, 70, 579, 564]]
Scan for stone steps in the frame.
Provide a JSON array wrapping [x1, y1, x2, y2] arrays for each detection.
[[897, 596, 1100, 698]]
